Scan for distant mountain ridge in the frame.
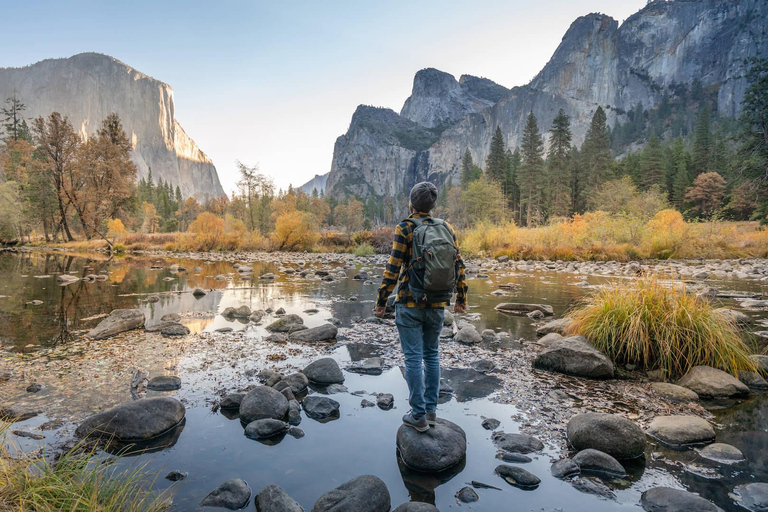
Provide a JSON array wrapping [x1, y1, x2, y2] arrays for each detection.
[[0, 53, 226, 200], [325, 0, 768, 207]]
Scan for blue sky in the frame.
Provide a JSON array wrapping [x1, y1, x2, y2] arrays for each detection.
[[1, 0, 647, 193]]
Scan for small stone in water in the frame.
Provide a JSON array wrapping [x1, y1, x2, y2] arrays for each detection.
[[482, 418, 501, 430], [165, 470, 188, 481], [288, 427, 305, 439], [26, 383, 43, 393], [455, 486, 479, 503]]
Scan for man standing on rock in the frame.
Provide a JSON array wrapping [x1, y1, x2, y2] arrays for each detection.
[[374, 181, 467, 432]]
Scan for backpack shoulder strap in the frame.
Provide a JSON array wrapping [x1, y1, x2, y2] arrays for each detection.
[[404, 217, 431, 226]]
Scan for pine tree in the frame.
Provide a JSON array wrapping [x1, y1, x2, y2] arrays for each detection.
[[546, 109, 573, 217], [461, 148, 479, 185], [639, 134, 665, 190], [1, 95, 26, 141], [506, 148, 521, 220], [517, 111, 545, 226], [670, 137, 690, 207], [486, 127, 508, 193], [579, 107, 612, 211], [691, 105, 711, 177]]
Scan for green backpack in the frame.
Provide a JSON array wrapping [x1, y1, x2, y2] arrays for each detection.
[[405, 217, 459, 303]]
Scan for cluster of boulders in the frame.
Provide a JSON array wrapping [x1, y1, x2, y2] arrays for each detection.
[[201, 475, 397, 511], [215, 357, 348, 443]]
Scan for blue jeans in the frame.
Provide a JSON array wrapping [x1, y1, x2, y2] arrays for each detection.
[[395, 304, 445, 419]]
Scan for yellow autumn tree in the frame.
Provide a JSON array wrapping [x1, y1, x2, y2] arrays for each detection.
[[271, 210, 319, 251]]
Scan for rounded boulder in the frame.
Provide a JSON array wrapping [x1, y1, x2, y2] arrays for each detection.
[[397, 418, 466, 472], [239, 386, 289, 424], [567, 412, 646, 459]]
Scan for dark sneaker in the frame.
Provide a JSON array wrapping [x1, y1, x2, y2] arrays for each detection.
[[426, 412, 437, 426], [402, 412, 429, 432]]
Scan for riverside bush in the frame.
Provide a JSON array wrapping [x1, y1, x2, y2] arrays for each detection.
[[565, 278, 758, 378], [458, 213, 768, 260]]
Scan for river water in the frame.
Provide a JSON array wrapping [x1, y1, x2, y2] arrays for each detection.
[[1, 250, 768, 511]]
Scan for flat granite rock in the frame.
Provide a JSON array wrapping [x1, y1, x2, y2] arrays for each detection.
[[641, 487, 723, 512], [677, 366, 749, 399], [86, 309, 145, 340], [397, 418, 466, 472], [76, 397, 185, 441], [646, 415, 716, 448], [651, 382, 699, 403], [147, 375, 181, 391], [698, 443, 744, 463], [311, 474, 390, 512]]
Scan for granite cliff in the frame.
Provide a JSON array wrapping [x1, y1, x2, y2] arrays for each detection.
[[326, 0, 768, 200], [0, 53, 225, 200]]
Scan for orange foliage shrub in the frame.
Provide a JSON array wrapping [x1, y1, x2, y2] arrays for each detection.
[[271, 210, 319, 251]]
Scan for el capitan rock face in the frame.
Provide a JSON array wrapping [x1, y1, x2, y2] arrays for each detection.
[[326, 0, 768, 205], [0, 53, 225, 201]]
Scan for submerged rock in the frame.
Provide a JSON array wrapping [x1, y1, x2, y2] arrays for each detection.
[[567, 413, 645, 460], [392, 503, 439, 512], [86, 309, 145, 340], [76, 397, 185, 441], [455, 486, 479, 503], [646, 415, 716, 448], [312, 474, 390, 512], [533, 336, 614, 379], [641, 487, 723, 512], [698, 443, 744, 463], [201, 478, 252, 510], [397, 418, 466, 472], [732, 483, 768, 512], [677, 366, 749, 399], [495, 303, 554, 316], [255, 485, 303, 512], [347, 357, 383, 375], [147, 375, 181, 391], [239, 386, 289, 424]]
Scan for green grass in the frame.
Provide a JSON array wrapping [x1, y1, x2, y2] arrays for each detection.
[[0, 424, 171, 512], [565, 278, 758, 379]]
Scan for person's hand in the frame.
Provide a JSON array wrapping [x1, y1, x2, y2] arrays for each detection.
[[374, 306, 386, 318], [453, 302, 466, 314]]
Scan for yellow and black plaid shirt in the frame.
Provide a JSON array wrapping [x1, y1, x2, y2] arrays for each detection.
[[377, 212, 468, 308]]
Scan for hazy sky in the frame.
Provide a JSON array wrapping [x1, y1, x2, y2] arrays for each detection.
[[1, 0, 646, 194]]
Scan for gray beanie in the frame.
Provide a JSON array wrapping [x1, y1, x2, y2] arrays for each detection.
[[409, 182, 438, 212]]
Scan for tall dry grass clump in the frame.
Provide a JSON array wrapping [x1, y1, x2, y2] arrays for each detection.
[[0, 424, 170, 511], [565, 278, 758, 378]]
